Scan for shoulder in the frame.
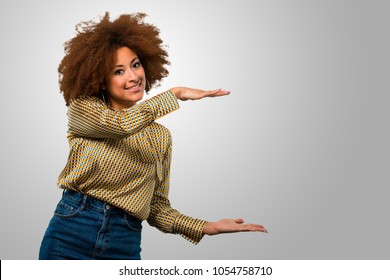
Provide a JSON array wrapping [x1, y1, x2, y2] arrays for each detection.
[[69, 95, 104, 107], [68, 96, 107, 114]]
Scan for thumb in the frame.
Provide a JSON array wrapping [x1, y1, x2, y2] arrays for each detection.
[[203, 88, 222, 96], [234, 218, 245, 224]]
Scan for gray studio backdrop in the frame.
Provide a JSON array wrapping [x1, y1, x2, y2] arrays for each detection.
[[0, 0, 389, 260]]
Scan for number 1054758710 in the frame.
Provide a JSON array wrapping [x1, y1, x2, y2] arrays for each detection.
[[212, 266, 273, 276]]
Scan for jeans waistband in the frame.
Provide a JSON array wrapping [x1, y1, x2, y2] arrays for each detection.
[[62, 189, 140, 221]]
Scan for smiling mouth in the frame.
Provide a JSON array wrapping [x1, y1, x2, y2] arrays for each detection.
[[125, 80, 142, 92]]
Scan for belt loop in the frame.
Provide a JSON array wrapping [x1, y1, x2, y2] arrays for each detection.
[[80, 194, 88, 210]]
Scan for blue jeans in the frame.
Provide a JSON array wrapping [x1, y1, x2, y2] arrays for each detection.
[[39, 189, 142, 260]]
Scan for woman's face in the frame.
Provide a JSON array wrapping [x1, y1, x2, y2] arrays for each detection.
[[106, 47, 146, 109]]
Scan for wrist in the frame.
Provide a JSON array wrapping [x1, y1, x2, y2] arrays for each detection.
[[170, 87, 181, 99], [203, 221, 216, 235]]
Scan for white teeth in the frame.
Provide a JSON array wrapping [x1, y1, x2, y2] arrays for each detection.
[[127, 81, 141, 90]]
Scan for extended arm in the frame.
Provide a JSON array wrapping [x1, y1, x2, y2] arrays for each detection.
[[147, 139, 206, 244], [67, 90, 179, 139]]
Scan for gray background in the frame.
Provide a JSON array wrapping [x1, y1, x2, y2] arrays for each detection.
[[0, 0, 389, 260]]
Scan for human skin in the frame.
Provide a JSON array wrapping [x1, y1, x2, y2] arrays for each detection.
[[106, 47, 146, 110]]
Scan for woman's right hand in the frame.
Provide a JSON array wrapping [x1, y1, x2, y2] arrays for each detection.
[[171, 87, 230, 101]]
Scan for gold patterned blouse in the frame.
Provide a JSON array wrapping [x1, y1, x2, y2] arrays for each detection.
[[57, 90, 206, 244]]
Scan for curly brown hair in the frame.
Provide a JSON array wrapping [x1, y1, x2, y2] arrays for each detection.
[[58, 12, 170, 105]]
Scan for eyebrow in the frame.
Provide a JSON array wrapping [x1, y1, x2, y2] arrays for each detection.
[[113, 57, 139, 68]]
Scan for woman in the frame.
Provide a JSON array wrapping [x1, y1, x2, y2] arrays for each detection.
[[39, 12, 267, 260]]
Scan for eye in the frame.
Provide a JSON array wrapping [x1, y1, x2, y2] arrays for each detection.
[[114, 69, 124, 75], [133, 61, 142, 68]]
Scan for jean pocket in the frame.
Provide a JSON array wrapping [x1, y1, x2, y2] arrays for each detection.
[[122, 214, 142, 232], [54, 198, 84, 218]]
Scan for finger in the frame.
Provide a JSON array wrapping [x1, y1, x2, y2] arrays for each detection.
[[234, 218, 245, 224], [201, 88, 221, 96], [210, 90, 230, 97], [245, 224, 268, 233], [237, 223, 268, 233], [204, 89, 230, 97], [209, 88, 222, 93]]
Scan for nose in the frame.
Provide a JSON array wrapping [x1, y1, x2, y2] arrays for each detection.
[[126, 68, 139, 82]]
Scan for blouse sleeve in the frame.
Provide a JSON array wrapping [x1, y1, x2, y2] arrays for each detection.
[[147, 138, 207, 244], [67, 90, 179, 139]]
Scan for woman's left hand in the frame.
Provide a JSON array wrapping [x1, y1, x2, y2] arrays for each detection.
[[203, 218, 268, 235], [171, 87, 230, 101]]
